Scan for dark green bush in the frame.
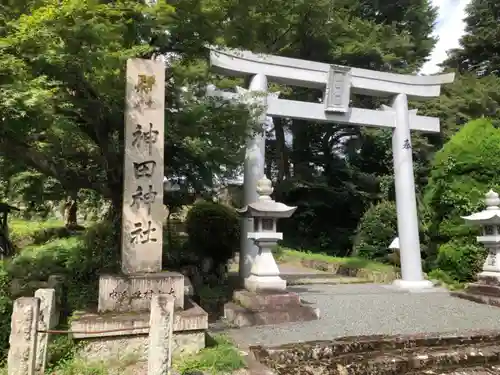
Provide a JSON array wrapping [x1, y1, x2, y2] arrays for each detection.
[[435, 240, 486, 282], [7, 219, 119, 315], [0, 262, 12, 358], [352, 200, 397, 261], [63, 220, 120, 312], [186, 201, 239, 265], [0, 219, 120, 360], [424, 118, 500, 280]]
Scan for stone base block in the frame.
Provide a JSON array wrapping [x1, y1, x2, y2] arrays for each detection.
[[477, 273, 500, 286], [224, 290, 319, 327], [465, 283, 500, 297], [452, 276, 500, 307], [71, 298, 208, 339], [76, 331, 206, 362], [233, 290, 301, 309], [452, 291, 500, 308], [98, 272, 184, 312], [244, 275, 287, 293], [71, 298, 208, 359]]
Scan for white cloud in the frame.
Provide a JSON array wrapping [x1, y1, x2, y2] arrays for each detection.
[[420, 0, 470, 75]]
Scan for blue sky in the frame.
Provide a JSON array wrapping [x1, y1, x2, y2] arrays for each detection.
[[421, 0, 470, 74]]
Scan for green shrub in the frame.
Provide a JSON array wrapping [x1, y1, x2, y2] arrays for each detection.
[[435, 240, 486, 282], [9, 218, 66, 248], [0, 262, 12, 359], [0, 219, 120, 361], [7, 219, 119, 317], [424, 118, 500, 279], [353, 200, 397, 261], [186, 201, 239, 265], [63, 220, 120, 312]]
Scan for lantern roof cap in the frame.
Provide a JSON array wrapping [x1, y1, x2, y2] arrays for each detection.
[[238, 176, 296, 218], [462, 190, 500, 223]]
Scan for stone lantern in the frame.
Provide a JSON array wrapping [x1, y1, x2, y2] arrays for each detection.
[[462, 190, 500, 277], [223, 176, 319, 327], [238, 176, 296, 292], [453, 190, 500, 306]]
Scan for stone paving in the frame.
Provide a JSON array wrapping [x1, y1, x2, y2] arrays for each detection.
[[227, 283, 500, 348]]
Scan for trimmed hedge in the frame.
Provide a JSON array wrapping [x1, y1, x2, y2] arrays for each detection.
[[185, 201, 240, 265], [424, 118, 500, 281], [353, 200, 397, 261]]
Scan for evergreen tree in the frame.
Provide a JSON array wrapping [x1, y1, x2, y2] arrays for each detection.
[[444, 0, 500, 75]]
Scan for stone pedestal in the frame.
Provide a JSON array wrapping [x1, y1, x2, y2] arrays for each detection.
[[452, 274, 500, 307], [72, 271, 208, 359], [224, 290, 319, 327], [244, 239, 286, 293], [98, 272, 184, 312], [70, 293, 209, 358]]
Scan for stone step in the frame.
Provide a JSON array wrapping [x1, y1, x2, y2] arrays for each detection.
[[255, 331, 500, 360], [477, 276, 500, 287], [256, 343, 500, 375], [407, 366, 500, 375], [452, 291, 500, 308], [466, 284, 500, 298]]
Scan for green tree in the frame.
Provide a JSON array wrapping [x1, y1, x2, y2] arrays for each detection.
[[415, 74, 500, 145], [423, 118, 500, 281], [0, 0, 253, 219], [444, 0, 500, 76]]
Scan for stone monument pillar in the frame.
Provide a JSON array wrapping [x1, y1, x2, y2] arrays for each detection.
[[69, 58, 209, 360], [97, 58, 185, 313], [121, 58, 165, 274], [223, 176, 320, 327]]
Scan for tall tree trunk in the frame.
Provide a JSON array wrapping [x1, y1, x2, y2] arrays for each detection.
[[64, 193, 78, 229]]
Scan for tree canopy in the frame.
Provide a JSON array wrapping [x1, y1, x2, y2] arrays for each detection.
[[3, 0, 499, 257], [0, 0, 253, 211]]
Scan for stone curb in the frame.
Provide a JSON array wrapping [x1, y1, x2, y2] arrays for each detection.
[[297, 259, 401, 284]]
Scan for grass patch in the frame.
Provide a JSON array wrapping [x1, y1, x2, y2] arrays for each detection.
[[48, 359, 108, 375], [9, 218, 68, 248], [278, 247, 396, 272], [174, 335, 245, 374], [427, 269, 466, 291], [10, 218, 64, 238]]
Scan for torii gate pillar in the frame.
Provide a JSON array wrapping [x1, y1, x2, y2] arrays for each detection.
[[389, 94, 433, 290], [240, 74, 267, 279]]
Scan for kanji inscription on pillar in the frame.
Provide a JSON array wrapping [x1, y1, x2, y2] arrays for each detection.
[[122, 58, 165, 274]]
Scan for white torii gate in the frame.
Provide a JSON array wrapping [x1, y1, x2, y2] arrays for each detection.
[[208, 47, 454, 291]]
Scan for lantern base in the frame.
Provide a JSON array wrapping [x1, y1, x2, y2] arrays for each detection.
[[223, 289, 319, 327], [244, 275, 286, 293], [452, 272, 500, 308], [478, 271, 500, 282]]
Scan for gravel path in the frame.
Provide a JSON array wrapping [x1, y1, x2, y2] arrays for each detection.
[[227, 284, 500, 347]]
